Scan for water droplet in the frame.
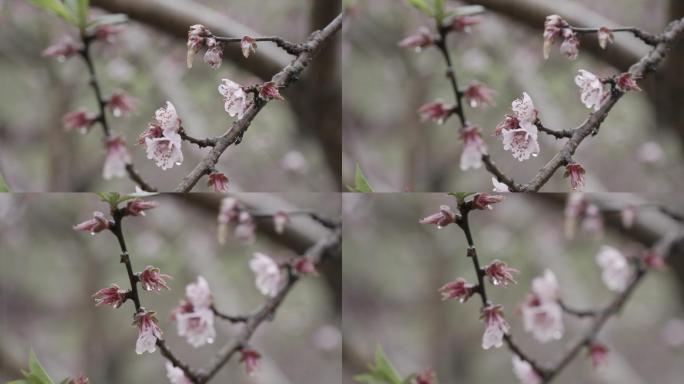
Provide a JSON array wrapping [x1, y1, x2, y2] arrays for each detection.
[[90, 232, 95, 236]]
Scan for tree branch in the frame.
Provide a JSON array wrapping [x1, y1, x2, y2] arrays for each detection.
[[195, 227, 341, 383], [172, 12, 344, 192]]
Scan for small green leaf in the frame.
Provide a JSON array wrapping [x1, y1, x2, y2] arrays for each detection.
[[27, 351, 55, 384], [0, 172, 10, 192], [25, 0, 77, 24], [354, 346, 405, 384], [433, 0, 445, 22], [348, 164, 374, 192], [405, 0, 432, 16], [447, 192, 475, 205]]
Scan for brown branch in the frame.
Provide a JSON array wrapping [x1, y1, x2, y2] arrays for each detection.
[[77, 32, 157, 192], [173, 12, 344, 192], [195, 227, 342, 383], [178, 127, 217, 148], [518, 17, 684, 192], [108, 207, 198, 383], [570, 26, 660, 46], [213, 35, 304, 55]]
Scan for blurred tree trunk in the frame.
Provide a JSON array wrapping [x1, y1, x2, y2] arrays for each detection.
[[655, 0, 684, 147]]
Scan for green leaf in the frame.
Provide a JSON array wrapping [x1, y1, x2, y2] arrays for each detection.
[[27, 351, 55, 384], [25, 0, 77, 25], [354, 346, 405, 384], [433, 0, 445, 22], [348, 164, 374, 192], [0, 172, 10, 192], [447, 192, 475, 205], [405, 0, 432, 16]]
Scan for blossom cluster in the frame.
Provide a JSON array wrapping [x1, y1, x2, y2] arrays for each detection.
[[420, 194, 669, 384]]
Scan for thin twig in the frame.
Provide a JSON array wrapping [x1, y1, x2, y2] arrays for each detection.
[[77, 33, 157, 192], [173, 13, 344, 192], [213, 35, 304, 55], [109, 208, 199, 383], [179, 127, 218, 148], [570, 26, 660, 45], [195, 227, 341, 383]]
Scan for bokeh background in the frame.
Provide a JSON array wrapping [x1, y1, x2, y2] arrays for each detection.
[[342, 193, 684, 383], [0, 0, 341, 192], [0, 193, 342, 383], [342, 0, 684, 192]]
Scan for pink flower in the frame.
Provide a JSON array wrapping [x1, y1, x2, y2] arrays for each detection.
[[596, 246, 633, 292], [172, 277, 215, 347], [103, 136, 131, 180], [166, 362, 192, 384], [575, 70, 606, 111], [67, 374, 90, 384], [581, 204, 604, 237], [125, 199, 158, 216], [293, 257, 318, 276], [93, 25, 124, 43], [259, 81, 284, 101], [273, 210, 289, 234], [643, 250, 666, 270], [587, 343, 609, 369], [92, 284, 127, 308], [139, 266, 172, 292], [418, 100, 453, 125], [240, 348, 262, 376], [463, 81, 496, 108], [620, 205, 636, 229], [73, 211, 110, 234], [472, 193, 505, 210], [419, 205, 455, 228], [512, 356, 541, 384], [218, 79, 248, 119], [559, 30, 580, 60], [484, 260, 519, 287], [217, 197, 241, 244], [492, 177, 510, 192], [133, 310, 163, 354], [563, 163, 586, 191], [481, 304, 510, 349], [615, 72, 641, 92], [564, 193, 585, 238], [207, 172, 229, 192], [176, 308, 216, 347], [187, 24, 210, 68], [186, 276, 213, 309], [414, 368, 437, 384], [63, 109, 98, 134], [598, 27, 614, 49], [520, 270, 564, 343], [543, 15, 568, 59], [250, 253, 282, 297], [235, 211, 256, 244], [42, 37, 82, 61], [398, 27, 434, 52], [106, 91, 136, 117], [203, 44, 223, 69], [460, 125, 487, 170], [241, 36, 257, 58], [498, 93, 540, 161], [144, 102, 183, 170], [450, 16, 480, 33], [439, 278, 475, 302]]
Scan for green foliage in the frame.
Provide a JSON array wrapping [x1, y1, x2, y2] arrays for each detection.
[[347, 164, 375, 192], [7, 350, 56, 384], [25, 0, 78, 25], [433, 0, 445, 23], [96, 192, 155, 209], [0, 172, 10, 192], [405, 0, 432, 16], [448, 192, 476, 205], [354, 346, 409, 384]]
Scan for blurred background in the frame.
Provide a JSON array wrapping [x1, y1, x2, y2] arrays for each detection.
[[342, 0, 684, 192], [0, 193, 342, 383], [342, 193, 684, 383], [0, 0, 341, 192]]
